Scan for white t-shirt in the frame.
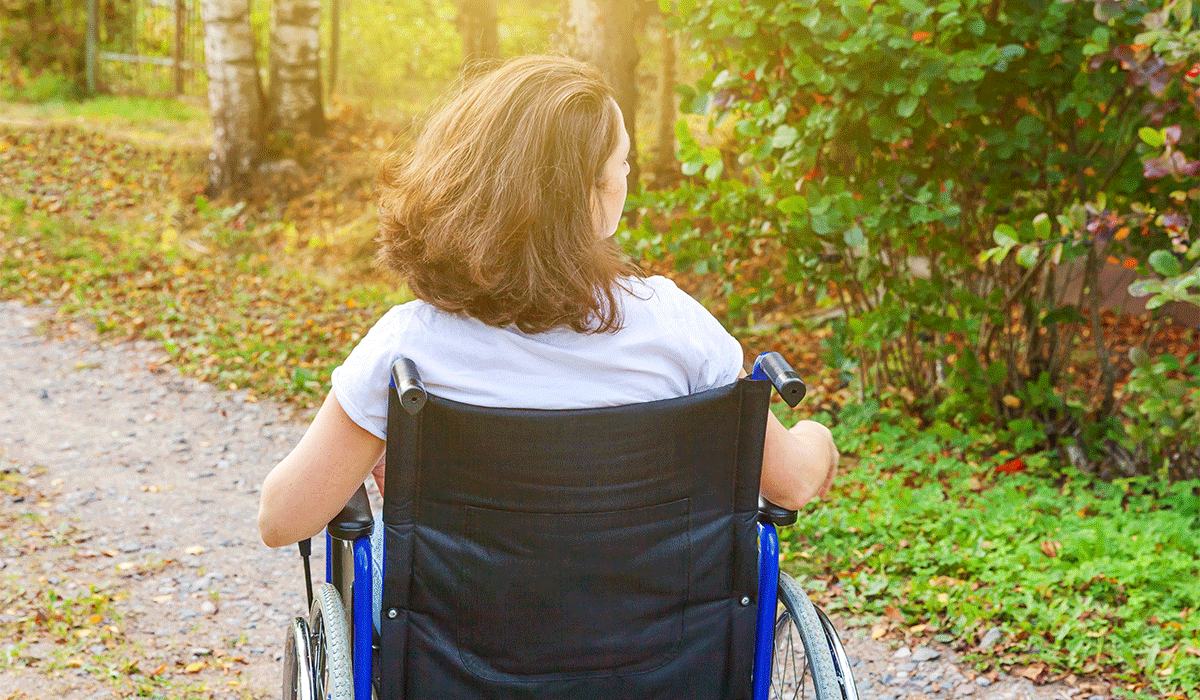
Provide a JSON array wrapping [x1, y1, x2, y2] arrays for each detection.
[[331, 275, 744, 440]]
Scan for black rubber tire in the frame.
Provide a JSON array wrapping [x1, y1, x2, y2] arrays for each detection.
[[771, 572, 841, 700], [282, 617, 316, 700], [815, 604, 859, 700], [309, 582, 355, 700]]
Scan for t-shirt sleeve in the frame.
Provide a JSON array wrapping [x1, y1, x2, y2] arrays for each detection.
[[330, 304, 413, 440], [646, 276, 744, 393]]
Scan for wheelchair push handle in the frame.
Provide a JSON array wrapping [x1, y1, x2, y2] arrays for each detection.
[[390, 357, 427, 415], [750, 351, 806, 407]]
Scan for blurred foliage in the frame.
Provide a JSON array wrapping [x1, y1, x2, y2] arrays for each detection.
[[1, 0, 90, 100], [332, 0, 557, 118], [639, 0, 1200, 479]]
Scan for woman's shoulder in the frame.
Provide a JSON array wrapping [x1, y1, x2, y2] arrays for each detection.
[[622, 275, 712, 318], [370, 298, 444, 331]]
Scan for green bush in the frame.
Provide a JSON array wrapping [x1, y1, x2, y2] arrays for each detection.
[[645, 0, 1199, 474]]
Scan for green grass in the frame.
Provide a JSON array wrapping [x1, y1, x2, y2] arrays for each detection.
[[0, 95, 210, 150], [782, 402, 1200, 698], [0, 197, 410, 412], [0, 95, 207, 127]]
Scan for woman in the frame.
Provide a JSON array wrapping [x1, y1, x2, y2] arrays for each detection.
[[258, 55, 837, 554]]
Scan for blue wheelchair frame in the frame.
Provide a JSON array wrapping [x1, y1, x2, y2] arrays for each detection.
[[314, 351, 807, 700]]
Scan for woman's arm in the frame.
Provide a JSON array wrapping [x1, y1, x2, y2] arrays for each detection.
[[258, 390, 385, 548], [761, 415, 838, 510], [741, 369, 839, 510]]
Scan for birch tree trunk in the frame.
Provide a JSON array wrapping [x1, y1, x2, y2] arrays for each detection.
[[268, 0, 324, 135], [560, 0, 641, 187], [457, 0, 499, 75], [201, 0, 263, 197], [653, 20, 676, 184]]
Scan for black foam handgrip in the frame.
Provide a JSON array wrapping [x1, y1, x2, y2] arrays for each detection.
[[758, 496, 798, 527], [391, 357, 427, 415], [328, 484, 374, 541], [757, 352, 807, 407]]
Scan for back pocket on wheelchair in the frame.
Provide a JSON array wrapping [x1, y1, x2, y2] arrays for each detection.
[[455, 498, 690, 681]]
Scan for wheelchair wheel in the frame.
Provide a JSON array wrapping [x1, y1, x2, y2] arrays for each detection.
[[282, 617, 317, 700], [309, 582, 354, 700], [771, 572, 843, 700], [814, 604, 859, 700]]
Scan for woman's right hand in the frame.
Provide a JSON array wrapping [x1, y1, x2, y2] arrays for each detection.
[[788, 420, 838, 499], [760, 413, 839, 511]]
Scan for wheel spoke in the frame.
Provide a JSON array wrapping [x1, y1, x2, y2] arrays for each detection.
[[771, 573, 844, 700]]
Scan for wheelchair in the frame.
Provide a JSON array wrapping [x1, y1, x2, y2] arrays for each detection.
[[281, 352, 858, 700]]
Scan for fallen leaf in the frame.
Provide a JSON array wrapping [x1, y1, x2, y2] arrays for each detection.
[[1040, 540, 1062, 558], [184, 661, 206, 674], [184, 545, 206, 556], [870, 621, 889, 639], [152, 594, 173, 604], [997, 457, 1026, 474]]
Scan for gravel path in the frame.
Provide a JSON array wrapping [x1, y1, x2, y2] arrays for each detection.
[[0, 300, 1094, 700]]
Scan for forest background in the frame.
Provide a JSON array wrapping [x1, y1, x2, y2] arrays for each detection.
[[2, 0, 1200, 697]]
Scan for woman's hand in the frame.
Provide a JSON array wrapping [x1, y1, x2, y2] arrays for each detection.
[[788, 420, 838, 499], [760, 413, 839, 511]]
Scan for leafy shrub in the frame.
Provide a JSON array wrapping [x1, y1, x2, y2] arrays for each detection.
[[1117, 349, 1200, 480], [647, 0, 1199, 475]]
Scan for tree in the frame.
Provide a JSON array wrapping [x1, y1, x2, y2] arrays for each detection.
[[201, 0, 264, 197], [457, 0, 499, 75], [652, 17, 677, 184], [267, 0, 325, 136], [559, 0, 642, 187]]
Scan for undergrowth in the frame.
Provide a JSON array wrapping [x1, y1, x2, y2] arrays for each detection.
[[781, 402, 1200, 699]]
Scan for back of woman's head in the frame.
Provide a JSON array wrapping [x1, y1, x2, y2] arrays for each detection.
[[376, 54, 642, 334]]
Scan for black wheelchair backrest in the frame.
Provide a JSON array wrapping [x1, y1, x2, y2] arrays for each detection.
[[378, 365, 772, 700]]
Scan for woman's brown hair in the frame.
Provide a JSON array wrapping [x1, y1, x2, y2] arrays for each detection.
[[376, 55, 643, 334]]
